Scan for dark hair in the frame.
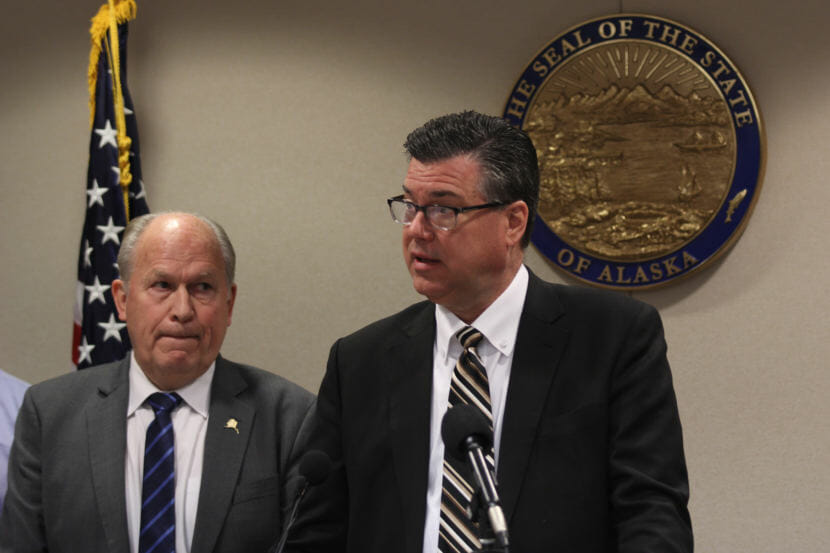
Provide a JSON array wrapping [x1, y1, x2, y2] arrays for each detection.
[[403, 110, 539, 247]]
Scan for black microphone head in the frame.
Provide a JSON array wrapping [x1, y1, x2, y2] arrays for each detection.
[[299, 449, 332, 486], [441, 404, 493, 462]]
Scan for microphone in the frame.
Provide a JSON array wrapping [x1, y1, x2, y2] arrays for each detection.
[[298, 449, 332, 487], [269, 449, 332, 553], [442, 404, 510, 551]]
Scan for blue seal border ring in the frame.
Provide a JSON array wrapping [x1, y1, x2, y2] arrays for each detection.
[[503, 13, 765, 290]]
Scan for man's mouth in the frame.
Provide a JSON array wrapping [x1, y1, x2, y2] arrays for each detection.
[[412, 252, 439, 265], [159, 332, 199, 342]]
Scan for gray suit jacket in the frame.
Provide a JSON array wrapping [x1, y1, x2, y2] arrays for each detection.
[[0, 355, 315, 553]]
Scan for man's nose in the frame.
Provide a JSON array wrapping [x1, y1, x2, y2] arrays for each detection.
[[406, 210, 434, 240], [170, 286, 195, 321]]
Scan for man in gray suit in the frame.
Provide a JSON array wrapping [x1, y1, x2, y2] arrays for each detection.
[[0, 212, 315, 553]]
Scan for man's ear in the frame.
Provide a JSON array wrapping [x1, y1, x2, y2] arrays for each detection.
[[226, 283, 237, 327], [112, 279, 128, 321], [505, 200, 529, 247]]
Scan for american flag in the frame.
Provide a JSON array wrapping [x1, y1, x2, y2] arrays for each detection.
[[72, 2, 148, 369]]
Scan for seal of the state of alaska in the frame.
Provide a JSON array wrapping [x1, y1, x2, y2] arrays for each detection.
[[503, 14, 765, 290]]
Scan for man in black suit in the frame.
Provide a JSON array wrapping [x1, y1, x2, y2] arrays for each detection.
[[1, 212, 315, 553], [292, 111, 692, 553]]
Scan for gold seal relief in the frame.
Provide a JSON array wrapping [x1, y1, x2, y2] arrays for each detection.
[[524, 40, 736, 262], [505, 15, 764, 289]]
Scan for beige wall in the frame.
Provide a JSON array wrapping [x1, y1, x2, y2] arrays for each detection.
[[1, 0, 828, 550]]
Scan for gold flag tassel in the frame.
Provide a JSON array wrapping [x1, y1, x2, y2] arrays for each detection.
[[88, 0, 137, 221]]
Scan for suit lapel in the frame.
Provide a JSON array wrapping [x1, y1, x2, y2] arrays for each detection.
[[497, 272, 569, 522], [388, 303, 435, 553], [87, 358, 131, 553], [190, 357, 254, 553]]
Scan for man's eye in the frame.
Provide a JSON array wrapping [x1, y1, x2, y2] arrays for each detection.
[[194, 283, 213, 292], [152, 281, 170, 289]]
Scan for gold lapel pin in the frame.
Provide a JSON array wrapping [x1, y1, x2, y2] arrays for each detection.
[[224, 418, 240, 434]]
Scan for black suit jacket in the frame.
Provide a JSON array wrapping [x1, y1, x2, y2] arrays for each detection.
[[0, 355, 315, 553], [292, 271, 692, 553]]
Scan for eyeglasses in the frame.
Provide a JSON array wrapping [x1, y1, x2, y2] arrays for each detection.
[[386, 194, 506, 231]]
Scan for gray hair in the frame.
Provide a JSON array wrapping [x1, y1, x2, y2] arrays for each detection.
[[117, 212, 236, 286], [403, 110, 540, 248]]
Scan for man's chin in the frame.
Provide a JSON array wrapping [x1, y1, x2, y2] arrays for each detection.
[[138, 359, 206, 390], [153, 353, 205, 377], [411, 278, 446, 303]]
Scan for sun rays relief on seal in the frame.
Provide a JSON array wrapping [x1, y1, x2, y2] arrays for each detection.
[[504, 14, 765, 290]]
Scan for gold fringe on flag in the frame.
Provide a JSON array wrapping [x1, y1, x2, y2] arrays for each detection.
[[88, 0, 137, 220]]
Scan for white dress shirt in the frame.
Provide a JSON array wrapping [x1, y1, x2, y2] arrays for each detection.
[[125, 353, 214, 553], [0, 369, 29, 515], [422, 265, 529, 553]]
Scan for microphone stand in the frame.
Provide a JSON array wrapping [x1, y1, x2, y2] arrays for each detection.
[[441, 405, 510, 553], [266, 449, 332, 553], [466, 446, 509, 553], [268, 479, 308, 553], [468, 488, 509, 553]]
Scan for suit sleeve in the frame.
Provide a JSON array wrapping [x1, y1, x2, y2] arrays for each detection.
[[608, 302, 693, 553], [284, 339, 349, 553], [0, 388, 47, 553], [279, 394, 318, 522]]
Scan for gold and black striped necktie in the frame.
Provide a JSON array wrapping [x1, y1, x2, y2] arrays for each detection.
[[438, 326, 495, 552]]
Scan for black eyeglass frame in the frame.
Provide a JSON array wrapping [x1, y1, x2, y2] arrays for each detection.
[[386, 194, 507, 231]]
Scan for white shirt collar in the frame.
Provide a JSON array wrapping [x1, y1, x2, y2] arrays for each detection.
[[435, 265, 529, 361], [126, 351, 214, 418]]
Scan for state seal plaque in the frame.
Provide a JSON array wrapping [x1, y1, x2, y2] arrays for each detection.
[[503, 14, 764, 289]]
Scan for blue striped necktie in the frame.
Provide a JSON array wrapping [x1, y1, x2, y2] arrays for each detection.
[[140, 392, 182, 553], [439, 326, 495, 553]]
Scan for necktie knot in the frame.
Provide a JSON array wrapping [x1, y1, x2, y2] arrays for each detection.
[[147, 392, 182, 416], [456, 326, 483, 350]]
